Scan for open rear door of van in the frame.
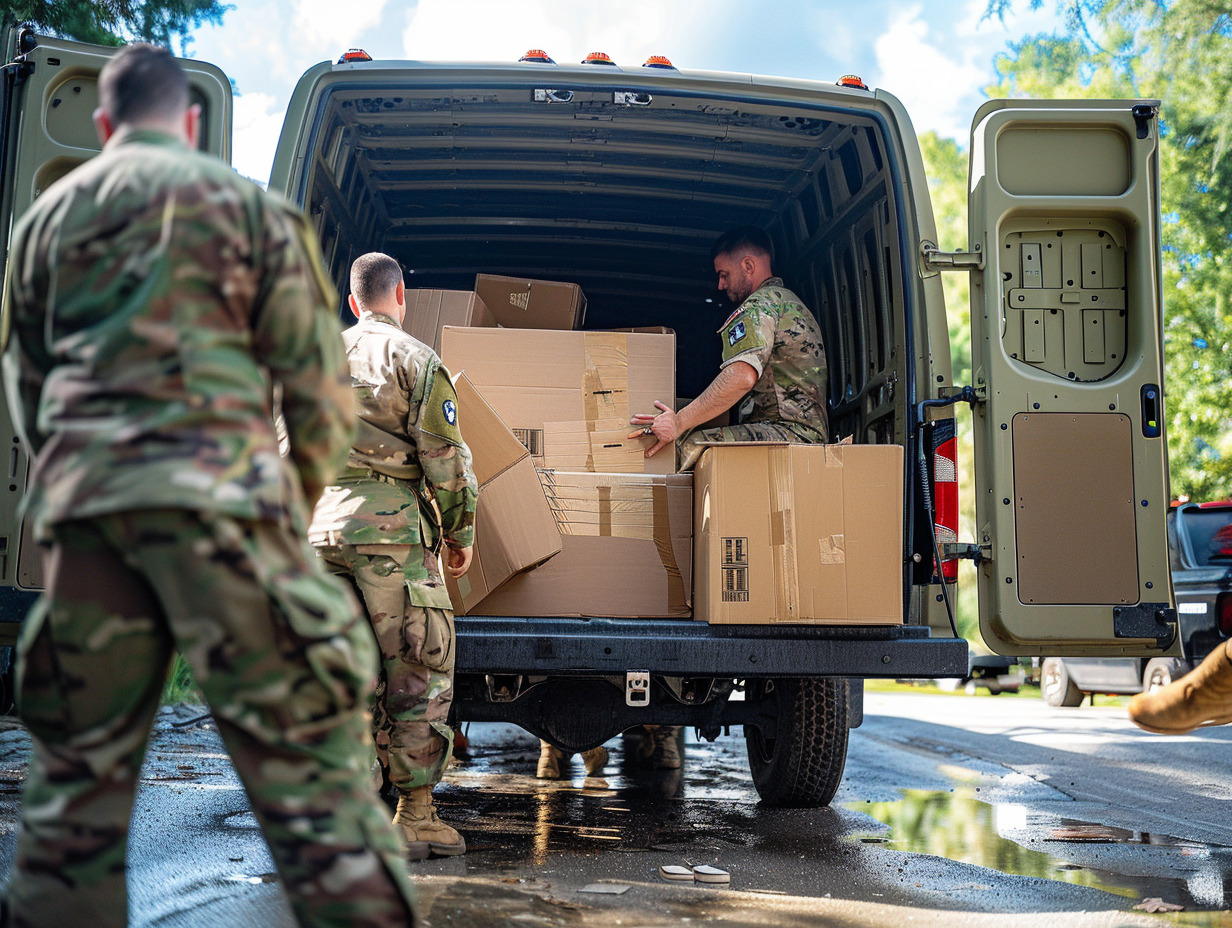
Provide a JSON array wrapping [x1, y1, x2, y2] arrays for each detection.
[[967, 98, 1177, 657], [0, 28, 231, 608]]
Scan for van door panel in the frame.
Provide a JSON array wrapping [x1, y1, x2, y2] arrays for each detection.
[[968, 99, 1175, 656]]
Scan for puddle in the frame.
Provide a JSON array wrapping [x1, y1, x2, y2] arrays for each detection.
[[847, 789, 1232, 912]]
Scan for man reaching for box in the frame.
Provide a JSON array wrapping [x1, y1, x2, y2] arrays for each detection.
[[629, 226, 829, 472]]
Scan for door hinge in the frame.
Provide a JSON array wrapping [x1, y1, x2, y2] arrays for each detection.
[[1132, 103, 1158, 140], [921, 241, 984, 272], [942, 542, 992, 566]]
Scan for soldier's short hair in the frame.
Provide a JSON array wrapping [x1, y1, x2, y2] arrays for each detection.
[[711, 226, 774, 265], [350, 253, 404, 310], [98, 43, 189, 127]]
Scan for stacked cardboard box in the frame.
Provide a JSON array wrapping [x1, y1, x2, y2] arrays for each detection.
[[692, 443, 904, 625], [441, 327, 676, 476], [475, 274, 586, 330], [403, 289, 496, 354]]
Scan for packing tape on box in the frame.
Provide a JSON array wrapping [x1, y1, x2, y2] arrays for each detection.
[[769, 447, 799, 621], [819, 535, 845, 564], [652, 481, 687, 612], [582, 333, 630, 424]]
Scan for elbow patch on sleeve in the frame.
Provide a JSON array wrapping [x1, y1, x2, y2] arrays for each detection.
[[421, 366, 465, 445]]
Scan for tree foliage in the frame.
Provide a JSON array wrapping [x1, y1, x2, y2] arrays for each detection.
[[986, 1, 1232, 500], [0, 1, 228, 51]]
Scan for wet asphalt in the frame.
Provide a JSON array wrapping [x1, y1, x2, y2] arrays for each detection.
[[0, 692, 1227, 927]]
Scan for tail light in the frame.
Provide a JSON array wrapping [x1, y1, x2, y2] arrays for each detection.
[[932, 423, 959, 583], [1218, 593, 1232, 636]]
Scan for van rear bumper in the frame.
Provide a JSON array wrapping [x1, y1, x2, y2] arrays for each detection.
[[456, 616, 968, 679]]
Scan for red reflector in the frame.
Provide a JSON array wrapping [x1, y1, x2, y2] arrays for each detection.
[[337, 48, 372, 64], [838, 74, 868, 90], [934, 435, 959, 583], [1214, 524, 1232, 558], [1218, 593, 1232, 636], [520, 49, 555, 63], [582, 51, 617, 65], [643, 55, 676, 69]]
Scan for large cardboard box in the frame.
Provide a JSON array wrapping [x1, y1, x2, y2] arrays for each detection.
[[469, 471, 692, 618], [445, 374, 562, 613], [693, 443, 903, 625], [474, 274, 586, 330], [440, 327, 676, 475], [404, 289, 496, 354]]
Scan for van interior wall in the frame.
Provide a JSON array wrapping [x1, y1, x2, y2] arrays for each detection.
[[302, 86, 907, 447]]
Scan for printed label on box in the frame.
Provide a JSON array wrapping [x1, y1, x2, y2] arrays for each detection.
[[721, 536, 749, 603], [512, 428, 544, 456]]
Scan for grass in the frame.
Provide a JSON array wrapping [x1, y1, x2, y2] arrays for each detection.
[[161, 653, 203, 705]]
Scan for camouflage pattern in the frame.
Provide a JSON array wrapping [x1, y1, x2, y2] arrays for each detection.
[[0, 130, 414, 926], [717, 276, 829, 441], [677, 421, 826, 472], [10, 510, 415, 928], [319, 546, 456, 791], [310, 312, 477, 794], [1, 129, 356, 541]]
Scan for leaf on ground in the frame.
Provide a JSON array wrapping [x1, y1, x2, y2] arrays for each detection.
[[1133, 898, 1185, 913]]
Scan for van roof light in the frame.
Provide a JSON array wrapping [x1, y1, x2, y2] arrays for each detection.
[[838, 74, 868, 90], [582, 51, 617, 66], [642, 55, 676, 69], [337, 49, 373, 64], [520, 49, 555, 63]]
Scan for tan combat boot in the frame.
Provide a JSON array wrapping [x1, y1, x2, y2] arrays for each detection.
[[581, 745, 608, 776], [649, 725, 683, 770], [537, 741, 566, 778], [1129, 640, 1232, 734], [393, 787, 466, 860]]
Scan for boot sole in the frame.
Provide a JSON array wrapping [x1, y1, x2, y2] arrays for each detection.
[[1130, 713, 1232, 735], [405, 839, 467, 860]]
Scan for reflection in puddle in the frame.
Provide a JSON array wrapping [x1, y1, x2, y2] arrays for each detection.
[[847, 790, 1232, 913]]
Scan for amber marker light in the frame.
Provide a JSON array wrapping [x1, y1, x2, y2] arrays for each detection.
[[838, 74, 869, 89], [642, 55, 676, 69], [582, 51, 617, 65], [520, 49, 555, 63], [337, 49, 373, 63]]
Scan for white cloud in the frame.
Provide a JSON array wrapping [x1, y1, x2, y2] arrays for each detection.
[[294, 0, 391, 50], [231, 91, 285, 185]]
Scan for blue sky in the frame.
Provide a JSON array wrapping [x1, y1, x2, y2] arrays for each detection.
[[187, 0, 1068, 183]]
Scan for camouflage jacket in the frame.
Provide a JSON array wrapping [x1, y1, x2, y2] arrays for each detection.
[[1, 129, 354, 540], [718, 277, 829, 440], [309, 313, 477, 608]]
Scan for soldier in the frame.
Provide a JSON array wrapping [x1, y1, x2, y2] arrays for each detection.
[[0, 45, 416, 928], [630, 225, 829, 473], [628, 226, 829, 768], [310, 253, 477, 861]]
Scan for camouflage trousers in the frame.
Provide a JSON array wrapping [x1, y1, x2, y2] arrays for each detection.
[[677, 420, 827, 472], [7, 511, 417, 928], [320, 545, 455, 793]]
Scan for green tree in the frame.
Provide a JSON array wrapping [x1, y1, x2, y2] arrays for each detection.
[[986, 1, 1232, 500], [1, 1, 228, 52]]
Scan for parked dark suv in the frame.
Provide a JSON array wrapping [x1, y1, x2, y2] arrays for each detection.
[[1041, 501, 1232, 707]]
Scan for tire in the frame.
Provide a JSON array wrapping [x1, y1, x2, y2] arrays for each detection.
[[1143, 658, 1188, 693], [1041, 658, 1084, 707], [745, 678, 849, 808]]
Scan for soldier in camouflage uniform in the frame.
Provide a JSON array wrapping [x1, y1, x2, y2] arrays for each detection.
[[630, 225, 828, 473], [628, 225, 829, 767], [310, 253, 477, 861], [0, 45, 417, 928]]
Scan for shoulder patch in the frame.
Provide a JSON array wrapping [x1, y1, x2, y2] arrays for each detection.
[[727, 321, 747, 347], [422, 367, 465, 445]]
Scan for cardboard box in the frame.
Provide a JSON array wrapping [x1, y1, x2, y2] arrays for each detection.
[[445, 374, 562, 613], [403, 289, 496, 354], [693, 443, 903, 625], [475, 274, 586, 330], [469, 471, 693, 618], [440, 327, 676, 475]]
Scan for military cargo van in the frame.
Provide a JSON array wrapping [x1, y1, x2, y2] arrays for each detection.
[[0, 28, 1178, 806]]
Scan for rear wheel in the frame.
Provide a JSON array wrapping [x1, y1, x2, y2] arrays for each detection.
[[1041, 658, 1083, 707], [745, 678, 849, 808], [1143, 658, 1188, 693]]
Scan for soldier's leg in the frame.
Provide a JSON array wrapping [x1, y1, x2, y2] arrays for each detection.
[[135, 512, 417, 928], [677, 422, 823, 472], [8, 518, 173, 928]]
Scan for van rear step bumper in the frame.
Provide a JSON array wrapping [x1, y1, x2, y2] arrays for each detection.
[[456, 616, 969, 679]]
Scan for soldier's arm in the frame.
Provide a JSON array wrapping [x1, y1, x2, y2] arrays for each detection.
[[251, 200, 355, 508], [1, 218, 50, 455], [410, 356, 477, 550]]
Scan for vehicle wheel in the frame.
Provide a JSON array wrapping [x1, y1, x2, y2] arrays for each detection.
[[745, 678, 849, 808], [1143, 658, 1188, 693], [1040, 658, 1083, 708]]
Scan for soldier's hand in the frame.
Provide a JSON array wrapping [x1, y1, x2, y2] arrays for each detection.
[[446, 544, 473, 578], [628, 400, 678, 458]]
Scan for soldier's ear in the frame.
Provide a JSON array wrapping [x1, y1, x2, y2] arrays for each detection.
[[741, 254, 758, 277], [184, 103, 202, 149], [93, 108, 115, 145], [348, 293, 362, 320]]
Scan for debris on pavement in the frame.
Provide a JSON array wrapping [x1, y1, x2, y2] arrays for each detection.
[[1133, 898, 1185, 913]]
